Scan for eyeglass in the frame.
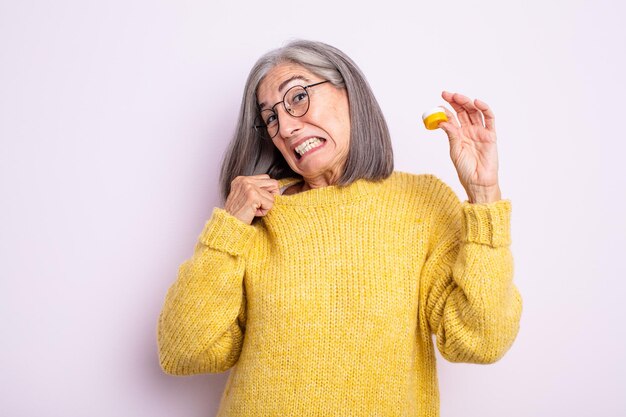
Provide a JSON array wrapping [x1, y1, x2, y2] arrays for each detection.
[[253, 80, 330, 139]]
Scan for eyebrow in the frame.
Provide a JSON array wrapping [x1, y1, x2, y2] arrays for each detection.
[[258, 75, 311, 110]]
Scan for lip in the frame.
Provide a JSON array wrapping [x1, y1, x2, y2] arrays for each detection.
[[290, 135, 325, 154], [290, 136, 327, 160]]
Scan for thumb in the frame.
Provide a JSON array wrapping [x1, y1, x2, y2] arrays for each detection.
[[438, 107, 459, 141], [438, 121, 458, 143], [262, 179, 280, 195], [269, 182, 280, 195], [438, 120, 452, 135]]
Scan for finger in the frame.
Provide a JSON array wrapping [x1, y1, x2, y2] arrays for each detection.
[[257, 179, 280, 195], [234, 178, 276, 200], [452, 93, 484, 126], [474, 98, 496, 132], [438, 107, 461, 140], [232, 174, 270, 185], [439, 106, 460, 129], [254, 186, 276, 205], [247, 192, 273, 217], [249, 176, 276, 185], [255, 189, 276, 216], [442, 91, 471, 126], [248, 177, 278, 188]]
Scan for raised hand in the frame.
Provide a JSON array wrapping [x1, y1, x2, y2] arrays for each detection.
[[439, 91, 502, 204], [224, 174, 280, 224]]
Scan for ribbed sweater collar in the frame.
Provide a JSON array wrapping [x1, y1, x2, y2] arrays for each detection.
[[274, 177, 383, 207]]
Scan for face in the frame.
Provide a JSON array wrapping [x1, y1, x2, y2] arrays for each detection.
[[256, 62, 351, 186]]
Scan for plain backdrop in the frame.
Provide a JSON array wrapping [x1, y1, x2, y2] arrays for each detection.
[[1, 0, 625, 416]]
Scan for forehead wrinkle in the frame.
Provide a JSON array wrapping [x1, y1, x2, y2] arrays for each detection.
[[258, 74, 311, 110]]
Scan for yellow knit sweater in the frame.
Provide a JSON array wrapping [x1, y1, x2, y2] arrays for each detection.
[[157, 171, 522, 416]]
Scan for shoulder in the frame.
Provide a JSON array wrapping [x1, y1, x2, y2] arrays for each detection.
[[377, 171, 462, 224], [382, 171, 459, 202]]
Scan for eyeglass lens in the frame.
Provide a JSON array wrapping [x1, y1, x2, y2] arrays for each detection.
[[259, 86, 311, 138]]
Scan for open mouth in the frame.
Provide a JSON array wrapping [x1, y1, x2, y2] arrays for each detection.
[[294, 137, 326, 160]]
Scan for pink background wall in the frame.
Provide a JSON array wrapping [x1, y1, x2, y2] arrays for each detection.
[[1, 0, 624, 415]]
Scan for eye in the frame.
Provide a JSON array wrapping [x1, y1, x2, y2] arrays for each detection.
[[264, 112, 277, 126], [260, 108, 277, 125], [291, 91, 308, 104]]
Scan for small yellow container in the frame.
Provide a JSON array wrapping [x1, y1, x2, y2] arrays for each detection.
[[422, 107, 448, 130]]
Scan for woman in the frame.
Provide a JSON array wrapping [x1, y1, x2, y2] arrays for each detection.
[[157, 40, 522, 416]]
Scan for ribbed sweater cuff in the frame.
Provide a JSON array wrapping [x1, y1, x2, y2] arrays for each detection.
[[198, 208, 257, 256], [461, 199, 512, 247]]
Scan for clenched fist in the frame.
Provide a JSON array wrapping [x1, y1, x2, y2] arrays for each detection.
[[224, 174, 280, 224]]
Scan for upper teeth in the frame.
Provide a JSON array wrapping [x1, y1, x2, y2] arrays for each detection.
[[295, 137, 323, 156]]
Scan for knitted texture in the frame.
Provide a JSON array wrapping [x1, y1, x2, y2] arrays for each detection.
[[157, 171, 523, 416]]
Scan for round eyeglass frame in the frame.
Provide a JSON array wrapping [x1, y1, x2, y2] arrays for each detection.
[[253, 80, 330, 139]]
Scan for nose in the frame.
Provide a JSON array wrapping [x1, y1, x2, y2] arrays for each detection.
[[276, 106, 303, 139]]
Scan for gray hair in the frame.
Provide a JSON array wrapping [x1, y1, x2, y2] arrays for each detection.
[[219, 40, 394, 201]]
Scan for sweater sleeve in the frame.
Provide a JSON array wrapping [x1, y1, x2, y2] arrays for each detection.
[[157, 208, 256, 375], [420, 178, 523, 364]]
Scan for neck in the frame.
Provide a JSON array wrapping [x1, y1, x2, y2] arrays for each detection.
[[301, 178, 332, 192], [300, 166, 345, 192]]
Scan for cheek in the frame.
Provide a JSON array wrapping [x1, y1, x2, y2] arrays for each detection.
[[333, 107, 351, 146], [313, 105, 350, 139], [331, 96, 351, 138]]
